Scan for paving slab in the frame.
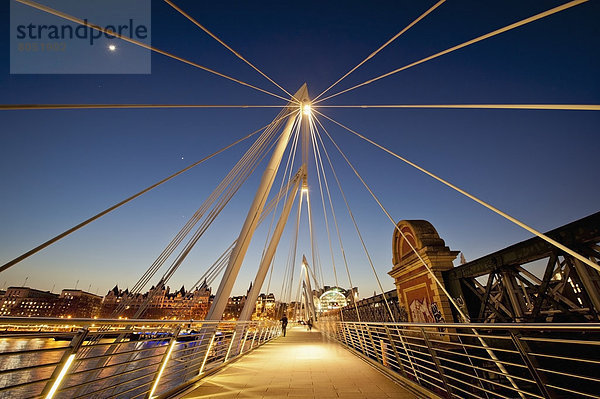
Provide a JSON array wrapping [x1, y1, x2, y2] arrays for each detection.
[[180, 325, 417, 398]]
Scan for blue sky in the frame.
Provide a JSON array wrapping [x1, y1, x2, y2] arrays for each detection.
[[0, 0, 598, 299]]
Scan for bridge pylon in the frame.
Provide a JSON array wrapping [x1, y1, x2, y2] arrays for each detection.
[[205, 84, 309, 322]]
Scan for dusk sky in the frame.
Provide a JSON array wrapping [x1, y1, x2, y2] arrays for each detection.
[[1, 0, 598, 299]]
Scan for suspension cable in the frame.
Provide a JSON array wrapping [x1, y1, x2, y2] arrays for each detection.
[[312, 116, 396, 322], [117, 110, 287, 297], [132, 123, 285, 317], [163, 0, 297, 102], [0, 104, 287, 111], [315, 110, 600, 273], [0, 113, 293, 273], [315, 0, 588, 104], [308, 118, 341, 307], [315, 112, 527, 396], [305, 120, 361, 321], [317, 104, 600, 111], [115, 109, 292, 315], [15, 0, 291, 102], [313, 0, 446, 102]]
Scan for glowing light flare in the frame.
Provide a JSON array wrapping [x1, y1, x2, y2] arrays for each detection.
[[302, 103, 312, 115], [108, 44, 116, 51], [45, 354, 75, 399]]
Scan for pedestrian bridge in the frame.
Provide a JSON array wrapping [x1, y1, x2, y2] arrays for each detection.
[[0, 317, 599, 398]]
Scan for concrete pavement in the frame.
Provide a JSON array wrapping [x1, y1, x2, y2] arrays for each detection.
[[180, 325, 417, 399]]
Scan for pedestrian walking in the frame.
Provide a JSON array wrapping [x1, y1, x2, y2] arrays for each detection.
[[280, 315, 288, 337]]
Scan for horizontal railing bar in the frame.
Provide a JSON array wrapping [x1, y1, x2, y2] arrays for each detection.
[[445, 382, 487, 399], [0, 360, 61, 376], [0, 345, 68, 357], [441, 362, 540, 396], [81, 336, 173, 348], [537, 367, 600, 383], [426, 337, 520, 354], [0, 332, 74, 339], [65, 362, 158, 396], [428, 330, 514, 341], [5, 316, 600, 330], [105, 379, 152, 399], [69, 351, 165, 377], [323, 320, 600, 399], [331, 321, 600, 330], [446, 379, 515, 399], [71, 368, 156, 399], [529, 351, 600, 364], [0, 376, 50, 392], [74, 343, 168, 363], [0, 316, 222, 325], [520, 336, 600, 346], [545, 383, 600, 398], [434, 353, 535, 383]]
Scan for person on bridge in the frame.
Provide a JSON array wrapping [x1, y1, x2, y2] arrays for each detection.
[[280, 315, 288, 337], [307, 318, 313, 331]]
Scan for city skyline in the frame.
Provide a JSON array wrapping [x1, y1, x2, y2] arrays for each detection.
[[1, 0, 599, 299]]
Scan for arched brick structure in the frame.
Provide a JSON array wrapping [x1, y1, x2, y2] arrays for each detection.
[[389, 220, 458, 324]]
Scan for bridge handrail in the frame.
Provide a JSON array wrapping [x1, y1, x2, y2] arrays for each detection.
[[0, 317, 281, 398], [321, 320, 600, 330], [0, 316, 250, 326], [320, 320, 600, 399]]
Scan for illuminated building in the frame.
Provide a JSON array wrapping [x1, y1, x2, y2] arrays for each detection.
[[53, 289, 102, 318], [0, 286, 59, 317], [100, 283, 212, 319], [252, 293, 276, 319]]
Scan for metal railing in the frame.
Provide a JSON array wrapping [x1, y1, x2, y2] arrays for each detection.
[[0, 317, 280, 398], [320, 320, 600, 399]]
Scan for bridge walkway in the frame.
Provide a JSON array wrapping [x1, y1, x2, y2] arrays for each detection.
[[179, 325, 418, 399]]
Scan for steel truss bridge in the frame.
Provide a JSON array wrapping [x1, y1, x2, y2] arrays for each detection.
[[1, 0, 599, 398]]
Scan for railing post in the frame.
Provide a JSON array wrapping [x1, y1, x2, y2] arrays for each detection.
[[364, 324, 383, 364], [395, 325, 420, 383], [337, 322, 345, 343], [41, 327, 89, 399], [199, 333, 217, 375], [240, 329, 250, 354], [147, 326, 181, 398], [356, 323, 369, 355], [383, 325, 407, 378], [260, 324, 264, 342], [342, 323, 353, 347], [225, 331, 236, 362], [348, 323, 359, 351], [509, 331, 552, 399], [421, 328, 453, 398]]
